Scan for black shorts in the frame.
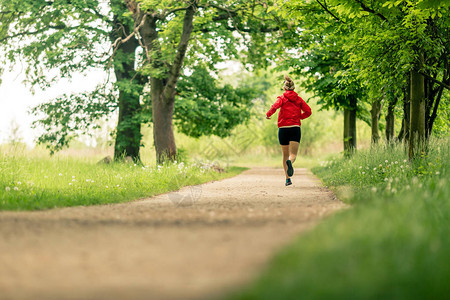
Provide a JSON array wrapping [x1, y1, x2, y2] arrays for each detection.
[[278, 127, 301, 145]]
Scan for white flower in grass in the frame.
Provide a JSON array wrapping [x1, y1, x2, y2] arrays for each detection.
[[385, 160, 388, 163], [59, 173, 63, 176], [373, 167, 377, 171], [5, 187, 10, 192], [400, 165, 404, 169], [117, 184, 120, 187], [69, 183, 72, 186], [384, 178, 388, 181], [406, 185, 411, 190], [371, 187, 377, 192], [418, 183, 423, 188], [403, 159, 407, 163], [391, 188, 397, 193], [366, 167, 369, 170], [44, 176, 48, 178], [17, 181, 22, 185], [72, 179, 76, 182], [91, 180, 95, 183], [436, 171, 440, 175], [86, 179, 90, 182], [362, 172, 366, 175], [72, 176, 75, 179], [359, 166, 362, 169], [395, 161, 398, 164], [106, 186, 109, 188], [13, 187, 19, 191]]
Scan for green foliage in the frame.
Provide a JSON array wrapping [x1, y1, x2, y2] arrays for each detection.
[[30, 87, 117, 154], [0, 0, 141, 155], [0, 0, 110, 88], [173, 65, 263, 138], [261, 0, 369, 123], [1, 0, 279, 157], [230, 139, 450, 300], [0, 150, 246, 210], [265, 0, 449, 143]]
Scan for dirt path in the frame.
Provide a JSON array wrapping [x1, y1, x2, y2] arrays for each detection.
[[0, 168, 345, 300]]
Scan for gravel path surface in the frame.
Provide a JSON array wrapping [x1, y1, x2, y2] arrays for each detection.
[[0, 167, 345, 300]]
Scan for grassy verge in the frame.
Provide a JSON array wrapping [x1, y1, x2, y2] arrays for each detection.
[[229, 140, 449, 299], [0, 153, 246, 211]]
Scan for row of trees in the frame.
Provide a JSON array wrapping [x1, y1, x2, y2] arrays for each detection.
[[1, 0, 448, 161], [269, 0, 449, 158]]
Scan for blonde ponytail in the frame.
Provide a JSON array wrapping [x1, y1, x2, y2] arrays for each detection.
[[283, 75, 295, 90]]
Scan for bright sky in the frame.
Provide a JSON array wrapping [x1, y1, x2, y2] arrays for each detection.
[[0, 64, 108, 146]]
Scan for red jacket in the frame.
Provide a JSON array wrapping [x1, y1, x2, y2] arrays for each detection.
[[266, 90, 312, 127]]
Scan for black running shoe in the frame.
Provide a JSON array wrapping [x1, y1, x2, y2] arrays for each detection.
[[286, 160, 294, 177], [285, 178, 292, 186]]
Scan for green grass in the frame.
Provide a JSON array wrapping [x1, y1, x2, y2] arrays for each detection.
[[229, 139, 450, 300], [0, 151, 246, 211]]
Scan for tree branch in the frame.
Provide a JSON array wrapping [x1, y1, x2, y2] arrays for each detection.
[[0, 24, 107, 43], [162, 2, 197, 103], [111, 12, 148, 50], [315, 0, 343, 23], [160, 7, 189, 19], [354, 0, 388, 22], [418, 71, 450, 90], [203, 3, 239, 15]]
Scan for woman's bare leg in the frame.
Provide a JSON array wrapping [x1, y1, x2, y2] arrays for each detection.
[[281, 145, 290, 179], [289, 141, 300, 163]]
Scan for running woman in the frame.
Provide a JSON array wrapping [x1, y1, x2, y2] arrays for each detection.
[[266, 75, 312, 186]]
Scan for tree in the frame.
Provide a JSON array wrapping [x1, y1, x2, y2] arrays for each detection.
[[370, 96, 383, 145], [0, 0, 146, 161], [118, 0, 277, 162], [317, 0, 450, 158]]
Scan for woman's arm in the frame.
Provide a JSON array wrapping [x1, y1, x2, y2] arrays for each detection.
[[266, 97, 283, 118], [299, 98, 312, 119]]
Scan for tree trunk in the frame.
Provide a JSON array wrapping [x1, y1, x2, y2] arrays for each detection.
[[385, 97, 398, 144], [427, 85, 444, 137], [136, 3, 196, 163], [409, 54, 426, 159], [370, 97, 382, 145], [113, 37, 142, 162], [398, 83, 410, 143], [424, 76, 435, 140], [344, 95, 357, 156], [110, 6, 142, 162], [151, 77, 177, 163]]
